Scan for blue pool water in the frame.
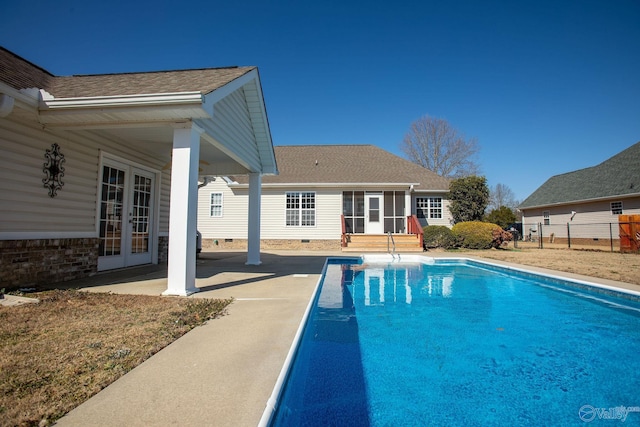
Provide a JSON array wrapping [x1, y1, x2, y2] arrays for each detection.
[[268, 257, 640, 426]]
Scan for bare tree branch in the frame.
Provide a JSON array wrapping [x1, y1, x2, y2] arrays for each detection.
[[488, 183, 519, 211], [401, 115, 480, 178]]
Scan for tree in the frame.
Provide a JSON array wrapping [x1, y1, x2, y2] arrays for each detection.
[[448, 176, 489, 223], [401, 115, 480, 178], [484, 206, 517, 229], [488, 183, 518, 211]]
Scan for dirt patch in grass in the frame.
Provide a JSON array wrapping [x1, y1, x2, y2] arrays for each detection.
[[0, 290, 232, 427], [454, 247, 640, 286]]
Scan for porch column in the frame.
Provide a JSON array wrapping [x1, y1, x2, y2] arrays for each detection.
[[246, 172, 262, 265], [405, 191, 412, 215], [405, 191, 412, 232], [163, 123, 203, 296]]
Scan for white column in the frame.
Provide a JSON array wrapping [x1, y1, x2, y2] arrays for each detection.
[[163, 124, 202, 296], [405, 190, 412, 233], [246, 172, 262, 265]]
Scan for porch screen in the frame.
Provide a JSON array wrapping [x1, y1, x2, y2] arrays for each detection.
[[342, 191, 364, 233], [384, 191, 405, 233]]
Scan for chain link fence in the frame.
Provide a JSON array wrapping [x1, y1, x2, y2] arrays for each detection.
[[518, 221, 640, 252]]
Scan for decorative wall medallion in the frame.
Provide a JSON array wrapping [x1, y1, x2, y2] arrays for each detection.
[[43, 143, 65, 197]]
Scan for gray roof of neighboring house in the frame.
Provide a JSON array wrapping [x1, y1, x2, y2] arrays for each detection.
[[519, 141, 640, 208], [231, 144, 451, 190], [0, 46, 254, 97]]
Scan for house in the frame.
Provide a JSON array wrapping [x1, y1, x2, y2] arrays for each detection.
[[197, 144, 452, 251], [519, 141, 640, 247], [0, 47, 277, 295]]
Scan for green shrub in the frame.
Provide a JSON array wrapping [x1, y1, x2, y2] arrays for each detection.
[[452, 221, 505, 249], [423, 225, 457, 249]]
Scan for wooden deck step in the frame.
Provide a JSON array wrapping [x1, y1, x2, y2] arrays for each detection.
[[342, 234, 424, 252]]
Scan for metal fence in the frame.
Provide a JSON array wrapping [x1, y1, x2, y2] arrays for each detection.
[[520, 221, 640, 252]]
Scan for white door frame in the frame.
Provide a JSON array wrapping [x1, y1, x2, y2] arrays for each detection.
[[97, 155, 158, 271], [365, 191, 384, 234]]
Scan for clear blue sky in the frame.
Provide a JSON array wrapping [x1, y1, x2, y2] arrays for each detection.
[[2, 0, 639, 201]]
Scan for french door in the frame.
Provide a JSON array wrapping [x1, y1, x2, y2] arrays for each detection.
[[98, 159, 156, 271]]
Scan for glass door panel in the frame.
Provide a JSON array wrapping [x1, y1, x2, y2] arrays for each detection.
[[99, 165, 125, 257], [131, 173, 152, 254]]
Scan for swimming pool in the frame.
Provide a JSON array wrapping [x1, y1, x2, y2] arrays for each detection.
[[261, 255, 640, 426]]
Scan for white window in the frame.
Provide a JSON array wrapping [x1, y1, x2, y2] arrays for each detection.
[[429, 197, 442, 218], [611, 201, 623, 215], [286, 192, 316, 227], [416, 197, 442, 219], [210, 192, 223, 217], [543, 211, 550, 225]]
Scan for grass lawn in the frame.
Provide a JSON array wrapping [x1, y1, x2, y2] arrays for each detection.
[[0, 290, 232, 427]]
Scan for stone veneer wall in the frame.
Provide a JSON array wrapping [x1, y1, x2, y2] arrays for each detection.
[[0, 238, 99, 289], [202, 238, 341, 251]]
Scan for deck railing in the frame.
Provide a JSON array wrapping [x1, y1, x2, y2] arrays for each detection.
[[407, 215, 423, 244]]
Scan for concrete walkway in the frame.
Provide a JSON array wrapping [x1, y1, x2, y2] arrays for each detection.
[[55, 250, 342, 427]]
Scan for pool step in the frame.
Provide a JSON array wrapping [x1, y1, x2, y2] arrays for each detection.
[[342, 234, 424, 252]]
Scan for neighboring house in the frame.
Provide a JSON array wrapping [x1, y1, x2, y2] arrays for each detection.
[[197, 144, 452, 250], [0, 47, 277, 294], [519, 141, 640, 246]]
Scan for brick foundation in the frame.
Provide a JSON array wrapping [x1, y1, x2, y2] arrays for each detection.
[[0, 238, 99, 289], [158, 236, 169, 263], [202, 238, 341, 251]]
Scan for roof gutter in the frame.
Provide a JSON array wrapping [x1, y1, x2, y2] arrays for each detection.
[[228, 182, 422, 189], [0, 82, 40, 113], [39, 90, 204, 109]]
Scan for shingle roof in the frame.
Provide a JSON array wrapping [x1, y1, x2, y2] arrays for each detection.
[[520, 141, 640, 208], [47, 67, 255, 98], [231, 145, 451, 190], [0, 46, 254, 97], [0, 47, 54, 91]]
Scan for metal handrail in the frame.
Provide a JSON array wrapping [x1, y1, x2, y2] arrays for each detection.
[[340, 215, 348, 247], [387, 231, 396, 255]]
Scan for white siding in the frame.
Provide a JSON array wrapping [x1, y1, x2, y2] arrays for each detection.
[[0, 110, 170, 238], [197, 90, 261, 173], [197, 179, 248, 239], [412, 193, 453, 228], [260, 188, 343, 240], [197, 182, 344, 240]]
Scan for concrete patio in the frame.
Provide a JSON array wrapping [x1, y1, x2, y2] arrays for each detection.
[[54, 249, 343, 427]]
